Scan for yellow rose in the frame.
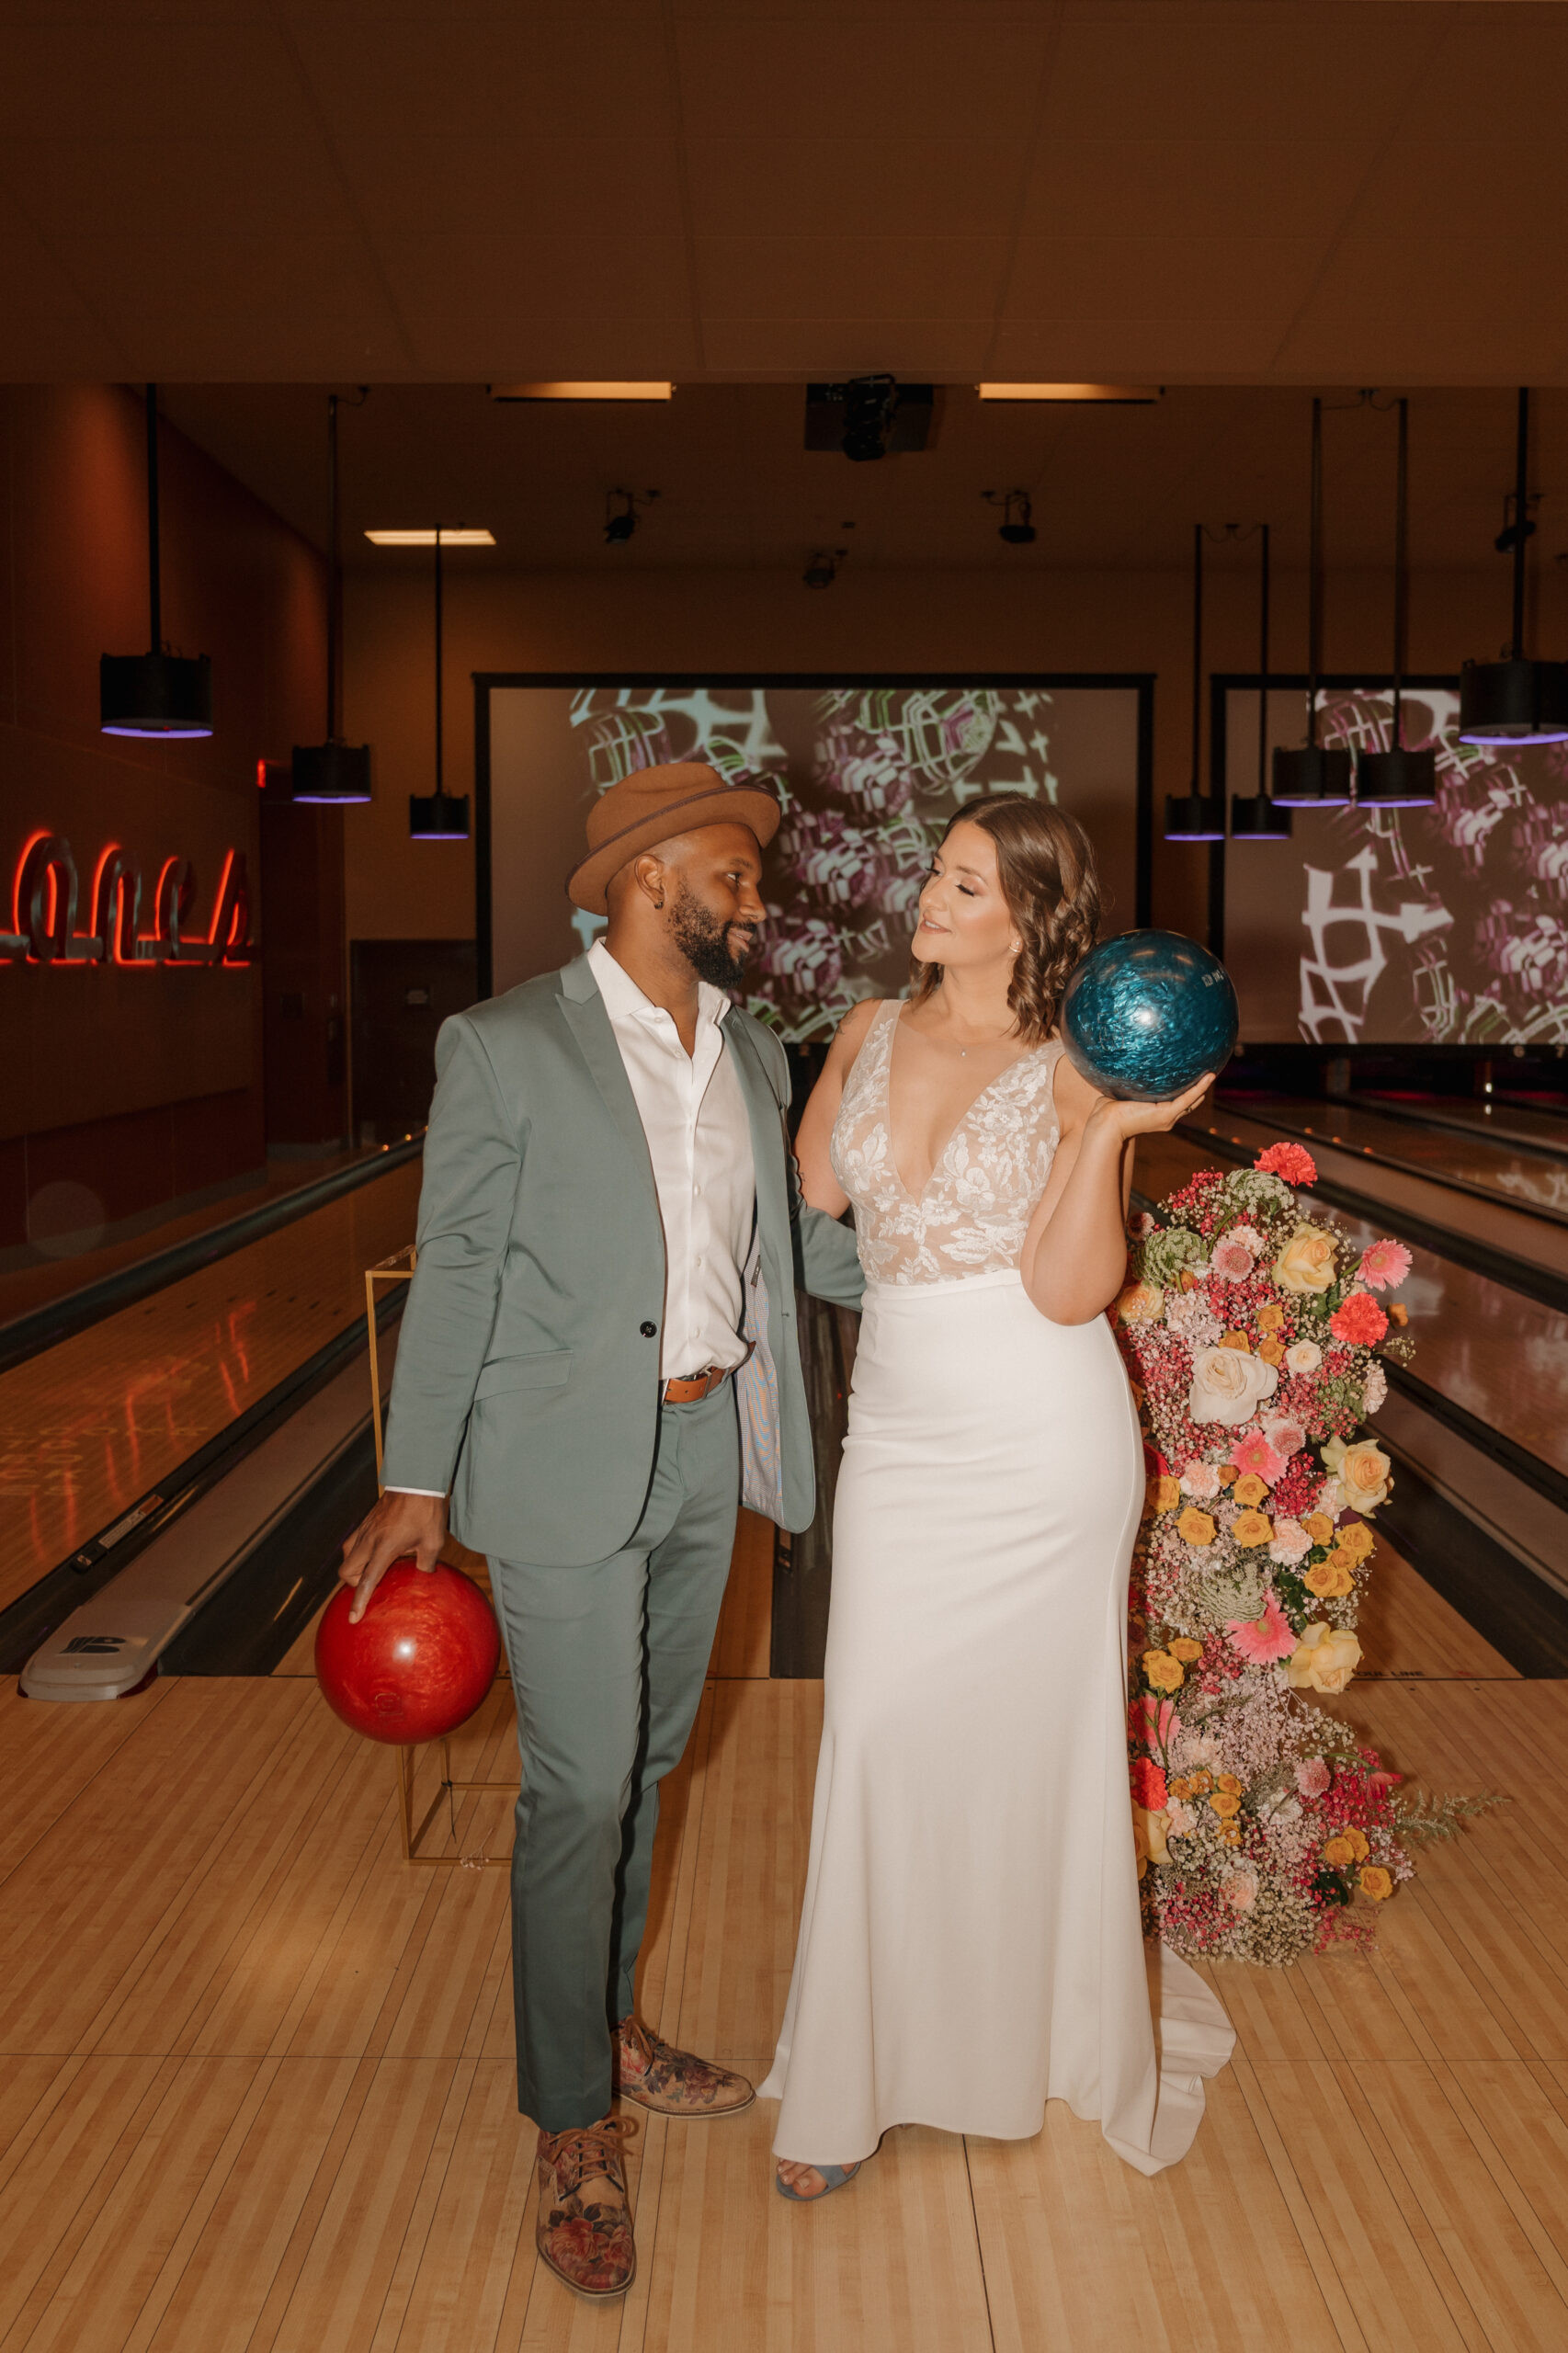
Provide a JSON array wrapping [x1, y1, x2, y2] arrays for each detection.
[[1149, 1474, 1182, 1515], [1256, 1303, 1285, 1332], [1337, 1520, 1375, 1563], [1132, 1810, 1150, 1879], [1232, 1510, 1273, 1548], [1176, 1507, 1216, 1547], [1116, 1280, 1165, 1325], [1322, 1835, 1355, 1867], [1258, 1337, 1285, 1366], [1209, 1790, 1242, 1819], [1219, 1329, 1252, 1353], [1221, 1822, 1243, 1847], [1322, 1438, 1392, 1515], [1303, 1512, 1335, 1547], [1275, 1222, 1336, 1295], [1133, 1803, 1172, 1867], [1345, 1826, 1369, 1862], [1169, 1637, 1204, 1665], [1219, 1463, 1239, 1484], [1286, 1620, 1362, 1696], [1142, 1649, 1184, 1693], [1217, 1773, 1243, 1795], [1359, 1864, 1393, 1900], [1233, 1472, 1268, 1507], [1189, 1770, 1212, 1793], [1304, 1557, 1355, 1598]]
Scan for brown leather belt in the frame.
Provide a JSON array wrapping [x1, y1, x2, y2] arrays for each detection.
[[662, 1365, 733, 1404]]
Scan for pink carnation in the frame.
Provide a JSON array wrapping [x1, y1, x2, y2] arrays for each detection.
[[1294, 1757, 1332, 1799], [1256, 1142, 1317, 1187], [1263, 1415, 1306, 1460], [1210, 1236, 1256, 1282], [1328, 1290, 1388, 1347], [1180, 1460, 1221, 1499], [1358, 1239, 1412, 1292], [1225, 1592, 1298, 1665], [1231, 1431, 1286, 1483]]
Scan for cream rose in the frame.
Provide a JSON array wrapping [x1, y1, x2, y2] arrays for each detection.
[[1187, 1343, 1280, 1427], [1322, 1436, 1392, 1514], [1116, 1280, 1165, 1325], [1132, 1803, 1172, 1867], [1274, 1223, 1336, 1295], [1285, 1620, 1362, 1696], [1285, 1340, 1322, 1375]]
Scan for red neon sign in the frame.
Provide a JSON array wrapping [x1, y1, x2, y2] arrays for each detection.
[[2, 833, 255, 967]]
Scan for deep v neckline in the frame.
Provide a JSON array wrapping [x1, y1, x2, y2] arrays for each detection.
[[884, 1006, 1040, 1203]]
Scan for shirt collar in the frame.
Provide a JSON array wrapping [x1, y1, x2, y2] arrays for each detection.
[[588, 938, 731, 1029]]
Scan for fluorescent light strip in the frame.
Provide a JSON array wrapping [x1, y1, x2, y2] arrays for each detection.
[[976, 383, 1162, 404], [364, 529, 496, 547], [489, 381, 673, 402]]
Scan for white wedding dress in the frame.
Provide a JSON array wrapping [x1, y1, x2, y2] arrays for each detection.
[[759, 1002, 1234, 2174]]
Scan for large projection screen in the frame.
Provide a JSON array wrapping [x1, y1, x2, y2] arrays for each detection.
[[1221, 676, 1568, 1047], [479, 677, 1150, 1040]]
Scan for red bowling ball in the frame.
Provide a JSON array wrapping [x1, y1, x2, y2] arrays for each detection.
[[315, 1559, 501, 1745]]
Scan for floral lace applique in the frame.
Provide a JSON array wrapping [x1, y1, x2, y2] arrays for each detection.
[[831, 1000, 1062, 1285]]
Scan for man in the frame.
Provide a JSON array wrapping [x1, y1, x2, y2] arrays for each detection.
[[339, 761, 863, 2301]]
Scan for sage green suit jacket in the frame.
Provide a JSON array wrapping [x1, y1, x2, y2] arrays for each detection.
[[380, 954, 864, 1565]]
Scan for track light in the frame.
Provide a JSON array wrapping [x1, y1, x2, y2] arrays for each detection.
[[605, 487, 657, 546], [1165, 525, 1225, 840], [408, 529, 469, 841], [984, 489, 1037, 547], [1460, 389, 1568, 745], [99, 385, 213, 737], [802, 548, 846, 590]]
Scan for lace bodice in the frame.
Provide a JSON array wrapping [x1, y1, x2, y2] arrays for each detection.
[[830, 1001, 1063, 1285]]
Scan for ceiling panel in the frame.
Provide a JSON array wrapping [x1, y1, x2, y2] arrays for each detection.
[[693, 235, 1010, 323], [685, 140, 1028, 240], [673, 17, 1053, 144], [1016, 141, 1375, 243], [336, 138, 687, 243], [1002, 236, 1324, 323]]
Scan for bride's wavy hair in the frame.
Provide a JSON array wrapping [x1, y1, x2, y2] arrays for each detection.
[[908, 795, 1101, 1044]]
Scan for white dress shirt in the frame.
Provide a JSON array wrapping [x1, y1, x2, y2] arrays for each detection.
[[587, 939, 756, 1381]]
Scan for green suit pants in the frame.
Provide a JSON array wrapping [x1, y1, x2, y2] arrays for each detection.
[[488, 1384, 740, 2131]]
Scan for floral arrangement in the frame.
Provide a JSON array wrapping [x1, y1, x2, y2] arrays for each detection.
[[1115, 1139, 1443, 1965]]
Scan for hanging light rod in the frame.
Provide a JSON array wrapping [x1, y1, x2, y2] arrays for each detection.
[[1358, 398, 1437, 808], [488, 382, 673, 402], [975, 383, 1162, 403], [1459, 386, 1568, 745], [1165, 523, 1225, 842], [1273, 396, 1352, 808], [292, 390, 372, 804], [1232, 522, 1291, 840], [410, 527, 470, 842], [365, 528, 496, 547], [99, 384, 213, 737]]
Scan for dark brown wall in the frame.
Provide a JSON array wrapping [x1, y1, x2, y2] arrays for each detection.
[[0, 386, 328, 1257]]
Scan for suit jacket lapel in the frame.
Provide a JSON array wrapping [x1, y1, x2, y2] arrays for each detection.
[[723, 1017, 788, 1258], [556, 959, 658, 1187]]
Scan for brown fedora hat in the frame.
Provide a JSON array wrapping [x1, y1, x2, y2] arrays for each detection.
[[566, 761, 781, 915]]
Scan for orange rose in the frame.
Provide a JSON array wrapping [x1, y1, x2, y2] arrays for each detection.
[[1210, 1790, 1242, 1819], [1303, 1512, 1335, 1547], [1304, 1557, 1355, 1598], [1219, 1329, 1252, 1352], [1219, 1463, 1239, 1485], [1148, 1474, 1182, 1515], [1176, 1507, 1216, 1547], [1258, 1337, 1285, 1366], [1345, 1826, 1369, 1861], [1359, 1864, 1393, 1899], [1233, 1472, 1268, 1507], [1322, 1835, 1355, 1867], [1217, 1773, 1243, 1795], [1221, 1822, 1243, 1847], [1189, 1770, 1212, 1794], [1337, 1520, 1375, 1563], [1170, 1777, 1193, 1800], [1142, 1649, 1184, 1693], [1388, 1302, 1409, 1326], [1232, 1510, 1273, 1548], [1168, 1637, 1204, 1664], [1256, 1303, 1285, 1331]]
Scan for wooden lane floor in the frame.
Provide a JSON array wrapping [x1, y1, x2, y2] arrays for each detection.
[[0, 1157, 422, 1618], [1136, 1130, 1568, 1483], [1219, 1093, 1568, 1223], [1, 1523, 1562, 2349]]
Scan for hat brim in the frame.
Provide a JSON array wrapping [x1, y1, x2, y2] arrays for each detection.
[[566, 782, 782, 914]]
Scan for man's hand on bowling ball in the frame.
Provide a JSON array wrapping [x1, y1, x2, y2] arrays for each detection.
[[1086, 1072, 1215, 1142], [338, 1489, 447, 1623]]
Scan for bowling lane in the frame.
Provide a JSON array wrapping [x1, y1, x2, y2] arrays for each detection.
[[1362, 1091, 1568, 1163], [1217, 1093, 1568, 1224], [1133, 1129, 1568, 1485], [0, 1156, 421, 1616]]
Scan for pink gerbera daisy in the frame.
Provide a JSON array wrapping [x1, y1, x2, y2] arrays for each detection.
[[1358, 1239, 1412, 1292], [1225, 1591, 1298, 1664], [1232, 1431, 1286, 1483]]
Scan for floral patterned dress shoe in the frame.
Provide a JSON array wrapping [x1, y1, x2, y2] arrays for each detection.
[[534, 2115, 638, 2299], [612, 2014, 755, 2117]]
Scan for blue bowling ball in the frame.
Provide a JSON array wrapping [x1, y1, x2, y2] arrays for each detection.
[[1060, 930, 1238, 1102]]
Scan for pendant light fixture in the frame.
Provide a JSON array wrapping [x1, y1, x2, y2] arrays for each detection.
[[1231, 523, 1292, 838], [1272, 398, 1351, 806], [1358, 399, 1437, 807], [99, 385, 213, 736], [292, 392, 372, 802], [1164, 524, 1225, 839], [1459, 387, 1568, 745], [409, 530, 470, 839]]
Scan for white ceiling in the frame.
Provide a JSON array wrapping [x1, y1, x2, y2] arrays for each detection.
[[5, 2, 1568, 386]]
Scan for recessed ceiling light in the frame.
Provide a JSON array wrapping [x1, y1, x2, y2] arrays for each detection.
[[364, 529, 496, 548], [975, 383, 1162, 404], [488, 382, 674, 402]]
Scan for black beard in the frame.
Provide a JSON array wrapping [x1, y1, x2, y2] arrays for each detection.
[[668, 881, 757, 988]]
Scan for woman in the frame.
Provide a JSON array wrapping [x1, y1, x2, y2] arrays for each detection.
[[759, 795, 1234, 2200]]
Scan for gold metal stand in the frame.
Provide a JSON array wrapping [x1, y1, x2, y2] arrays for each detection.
[[364, 1242, 518, 1867]]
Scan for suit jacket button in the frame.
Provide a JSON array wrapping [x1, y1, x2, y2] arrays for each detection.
[[640, 1320, 657, 1338]]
